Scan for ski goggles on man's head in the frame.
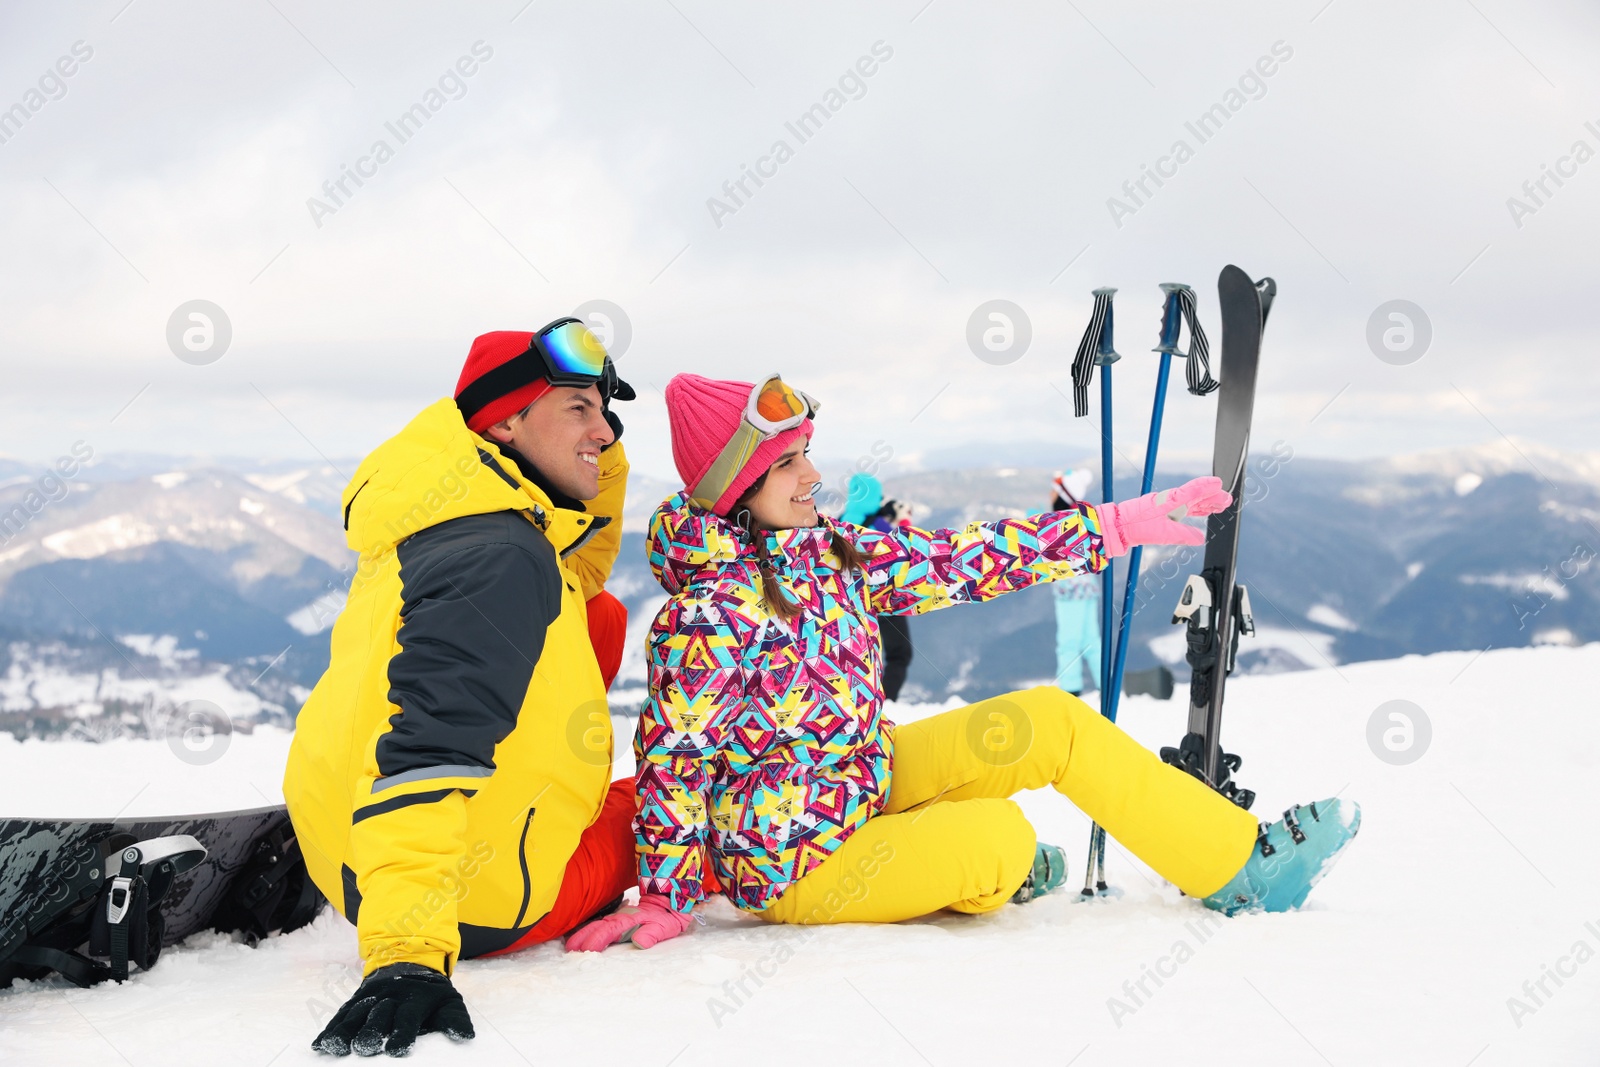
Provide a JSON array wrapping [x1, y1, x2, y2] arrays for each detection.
[[532, 317, 611, 386], [690, 374, 820, 510], [455, 318, 617, 429]]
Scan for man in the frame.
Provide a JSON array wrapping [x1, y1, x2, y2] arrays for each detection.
[[284, 320, 636, 1057]]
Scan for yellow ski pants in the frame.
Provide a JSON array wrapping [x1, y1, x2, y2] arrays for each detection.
[[757, 686, 1258, 925]]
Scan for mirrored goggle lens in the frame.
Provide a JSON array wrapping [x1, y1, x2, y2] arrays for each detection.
[[540, 321, 609, 378], [755, 379, 808, 425]]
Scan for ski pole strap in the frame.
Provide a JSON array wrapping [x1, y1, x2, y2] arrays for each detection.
[[1070, 288, 1117, 417], [1171, 285, 1220, 396]]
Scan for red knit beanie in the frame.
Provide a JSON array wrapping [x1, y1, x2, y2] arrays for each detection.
[[454, 331, 553, 434], [665, 373, 814, 516]]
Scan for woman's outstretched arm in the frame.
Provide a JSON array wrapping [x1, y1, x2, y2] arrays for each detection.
[[854, 504, 1105, 617]]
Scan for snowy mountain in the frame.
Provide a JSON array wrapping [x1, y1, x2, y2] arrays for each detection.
[[790, 438, 1600, 703], [0, 463, 354, 738], [2, 644, 1596, 1064], [0, 442, 1595, 735]]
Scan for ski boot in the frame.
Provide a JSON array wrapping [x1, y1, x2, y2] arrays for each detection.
[[1203, 798, 1360, 916], [1012, 842, 1068, 904]]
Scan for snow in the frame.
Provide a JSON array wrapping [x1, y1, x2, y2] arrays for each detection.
[[116, 634, 200, 669], [1380, 438, 1600, 487], [1149, 624, 1338, 669], [245, 470, 310, 503], [286, 593, 347, 636], [3, 646, 1600, 1064], [39, 513, 162, 558], [0, 657, 275, 724], [1460, 573, 1569, 600], [1306, 604, 1358, 632]]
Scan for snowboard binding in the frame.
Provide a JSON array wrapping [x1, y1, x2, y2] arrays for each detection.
[[0, 834, 206, 988], [209, 821, 325, 945]]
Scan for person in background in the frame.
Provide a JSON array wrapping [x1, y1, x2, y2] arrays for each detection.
[[839, 471, 915, 701], [1049, 469, 1101, 697]]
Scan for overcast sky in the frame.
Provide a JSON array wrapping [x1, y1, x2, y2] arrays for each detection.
[[0, 0, 1595, 483]]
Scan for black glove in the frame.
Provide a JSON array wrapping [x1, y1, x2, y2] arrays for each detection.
[[599, 361, 634, 449], [312, 962, 474, 1058]]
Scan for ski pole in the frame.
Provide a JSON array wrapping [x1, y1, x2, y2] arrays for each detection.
[[1104, 283, 1187, 720], [1098, 313, 1116, 728], [1093, 307, 1117, 896], [1068, 287, 1119, 898], [1089, 288, 1183, 896], [1087, 286, 1196, 895], [1083, 284, 1218, 897]]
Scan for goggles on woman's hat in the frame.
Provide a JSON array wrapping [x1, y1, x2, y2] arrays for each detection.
[[689, 374, 820, 510]]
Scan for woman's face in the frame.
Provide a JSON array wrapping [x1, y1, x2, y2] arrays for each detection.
[[744, 437, 820, 530]]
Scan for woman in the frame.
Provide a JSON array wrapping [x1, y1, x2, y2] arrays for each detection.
[[568, 373, 1358, 951]]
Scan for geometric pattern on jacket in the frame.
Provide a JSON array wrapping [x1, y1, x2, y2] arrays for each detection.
[[635, 492, 1105, 913]]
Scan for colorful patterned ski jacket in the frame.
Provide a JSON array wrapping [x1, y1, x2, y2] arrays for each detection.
[[635, 493, 1105, 913]]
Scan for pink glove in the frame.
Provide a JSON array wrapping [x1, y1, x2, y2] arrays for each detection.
[[1094, 476, 1232, 558], [563, 893, 692, 952]]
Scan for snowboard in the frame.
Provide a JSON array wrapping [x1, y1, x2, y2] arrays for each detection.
[[1160, 265, 1275, 808], [0, 804, 318, 987]]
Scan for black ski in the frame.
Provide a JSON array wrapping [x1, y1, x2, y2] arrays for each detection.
[[1159, 265, 1275, 808]]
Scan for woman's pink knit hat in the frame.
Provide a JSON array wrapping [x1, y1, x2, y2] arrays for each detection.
[[665, 373, 814, 516]]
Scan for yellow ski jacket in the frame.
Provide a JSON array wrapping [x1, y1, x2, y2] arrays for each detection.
[[283, 399, 626, 976]]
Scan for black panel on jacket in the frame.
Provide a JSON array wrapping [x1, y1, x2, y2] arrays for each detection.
[[378, 511, 562, 779], [457, 894, 625, 958], [341, 864, 362, 923]]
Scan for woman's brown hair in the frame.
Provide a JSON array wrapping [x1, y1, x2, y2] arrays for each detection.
[[733, 473, 866, 624]]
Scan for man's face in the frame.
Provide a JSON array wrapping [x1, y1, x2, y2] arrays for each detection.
[[487, 384, 614, 501]]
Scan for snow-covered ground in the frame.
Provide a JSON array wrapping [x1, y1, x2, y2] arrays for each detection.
[[2, 646, 1598, 1065]]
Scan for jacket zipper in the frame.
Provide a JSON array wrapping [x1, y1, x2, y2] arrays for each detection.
[[513, 807, 535, 927]]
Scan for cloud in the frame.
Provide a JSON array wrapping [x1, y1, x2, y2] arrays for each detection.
[[0, 0, 1596, 480]]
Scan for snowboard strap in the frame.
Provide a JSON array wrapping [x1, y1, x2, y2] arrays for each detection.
[[1070, 288, 1119, 418], [1170, 285, 1220, 397], [210, 820, 326, 943], [0, 835, 201, 989], [9, 873, 159, 988], [7, 943, 111, 988], [106, 877, 137, 982], [90, 866, 168, 983]]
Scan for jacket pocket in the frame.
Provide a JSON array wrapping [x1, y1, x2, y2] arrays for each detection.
[[513, 807, 535, 927]]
